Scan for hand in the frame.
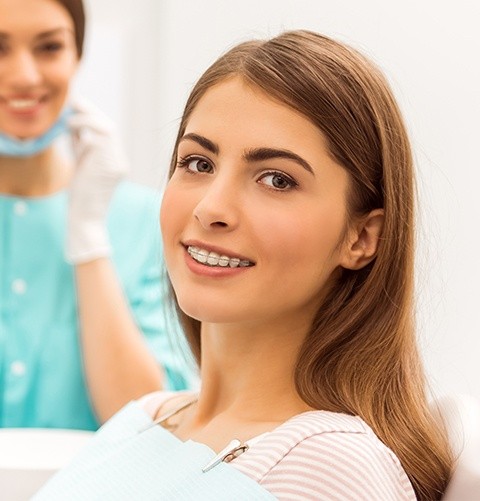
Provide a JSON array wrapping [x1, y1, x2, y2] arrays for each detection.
[[65, 98, 128, 264]]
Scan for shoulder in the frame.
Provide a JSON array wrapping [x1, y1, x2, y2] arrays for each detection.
[[234, 411, 416, 501], [109, 181, 161, 220], [114, 180, 159, 200], [107, 181, 162, 268], [137, 390, 197, 420]]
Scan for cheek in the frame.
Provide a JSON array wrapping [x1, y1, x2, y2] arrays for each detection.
[[252, 201, 346, 267], [52, 64, 76, 98], [46, 57, 78, 96], [159, 187, 175, 242], [160, 182, 190, 246]]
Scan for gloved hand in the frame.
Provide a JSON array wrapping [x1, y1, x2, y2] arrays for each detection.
[[65, 98, 128, 264]]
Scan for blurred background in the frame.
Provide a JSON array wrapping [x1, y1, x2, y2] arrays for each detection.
[[78, 0, 480, 401]]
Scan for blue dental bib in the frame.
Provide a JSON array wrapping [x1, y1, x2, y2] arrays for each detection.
[[32, 401, 276, 500]]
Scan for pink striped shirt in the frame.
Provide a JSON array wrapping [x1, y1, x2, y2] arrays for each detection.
[[232, 410, 416, 500], [140, 392, 416, 500]]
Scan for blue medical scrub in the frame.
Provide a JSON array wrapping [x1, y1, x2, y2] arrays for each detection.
[[0, 181, 189, 430]]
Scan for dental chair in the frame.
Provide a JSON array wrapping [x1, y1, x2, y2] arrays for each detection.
[[0, 428, 94, 500], [432, 394, 480, 500]]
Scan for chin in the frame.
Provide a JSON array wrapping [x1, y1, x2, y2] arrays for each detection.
[[0, 104, 62, 139], [2, 121, 54, 140], [178, 299, 251, 325]]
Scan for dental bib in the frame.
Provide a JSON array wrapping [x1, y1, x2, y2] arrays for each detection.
[[0, 108, 71, 158], [32, 401, 275, 500]]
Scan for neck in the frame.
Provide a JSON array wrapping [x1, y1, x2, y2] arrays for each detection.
[[0, 148, 72, 197], [195, 316, 313, 424]]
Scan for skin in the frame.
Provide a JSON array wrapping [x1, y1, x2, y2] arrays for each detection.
[[160, 77, 383, 451], [0, 0, 163, 422], [0, 0, 77, 139], [0, 0, 77, 194]]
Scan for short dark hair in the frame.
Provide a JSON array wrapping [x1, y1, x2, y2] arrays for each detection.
[[54, 0, 86, 57]]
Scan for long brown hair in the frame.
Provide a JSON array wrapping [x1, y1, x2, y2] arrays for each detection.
[[54, 0, 85, 57], [167, 30, 453, 499]]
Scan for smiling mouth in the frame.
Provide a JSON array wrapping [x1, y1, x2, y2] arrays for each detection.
[[3, 96, 46, 110], [187, 245, 254, 268], [9, 99, 40, 109]]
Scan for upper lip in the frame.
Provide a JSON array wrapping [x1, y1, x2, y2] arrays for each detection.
[[182, 239, 255, 263], [1, 95, 45, 103]]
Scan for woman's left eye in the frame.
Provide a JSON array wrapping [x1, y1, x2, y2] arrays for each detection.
[[258, 172, 298, 191]]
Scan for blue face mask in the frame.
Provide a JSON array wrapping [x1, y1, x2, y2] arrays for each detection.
[[0, 107, 72, 158]]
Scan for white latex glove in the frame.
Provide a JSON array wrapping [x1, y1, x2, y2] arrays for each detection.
[[65, 98, 128, 264]]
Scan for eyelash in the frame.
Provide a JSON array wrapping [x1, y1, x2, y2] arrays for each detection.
[[176, 155, 212, 173], [0, 43, 64, 57], [258, 171, 298, 191], [37, 42, 64, 54], [176, 155, 299, 192]]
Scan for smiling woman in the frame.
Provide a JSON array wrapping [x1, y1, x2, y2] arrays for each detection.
[[34, 30, 454, 501], [0, 0, 77, 140], [161, 77, 357, 327], [0, 0, 188, 434]]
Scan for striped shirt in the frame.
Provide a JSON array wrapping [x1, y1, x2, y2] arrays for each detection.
[[232, 410, 416, 500], [140, 392, 416, 500]]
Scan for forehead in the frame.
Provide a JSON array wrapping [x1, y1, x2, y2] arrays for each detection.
[[0, 0, 74, 34], [184, 76, 332, 159]]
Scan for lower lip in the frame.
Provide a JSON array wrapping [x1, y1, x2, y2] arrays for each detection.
[[183, 247, 254, 278]]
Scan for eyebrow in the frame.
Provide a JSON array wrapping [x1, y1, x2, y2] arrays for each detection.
[[180, 133, 315, 175], [245, 148, 314, 175], [181, 133, 219, 154], [0, 28, 71, 40], [35, 28, 73, 40]]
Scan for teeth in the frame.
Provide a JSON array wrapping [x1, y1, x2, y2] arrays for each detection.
[[218, 256, 230, 267], [196, 248, 208, 264], [206, 252, 220, 266], [187, 246, 252, 268], [9, 99, 39, 109]]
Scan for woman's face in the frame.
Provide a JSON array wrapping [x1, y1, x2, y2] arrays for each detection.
[[161, 77, 352, 328], [0, 0, 78, 139]]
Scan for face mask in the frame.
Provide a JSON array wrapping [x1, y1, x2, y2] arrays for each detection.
[[0, 107, 72, 158]]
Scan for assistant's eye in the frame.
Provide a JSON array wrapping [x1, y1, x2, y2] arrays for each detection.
[[258, 171, 298, 191], [37, 42, 64, 55], [176, 156, 214, 174], [0, 43, 9, 56]]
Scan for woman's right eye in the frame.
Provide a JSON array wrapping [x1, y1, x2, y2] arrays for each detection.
[[177, 156, 214, 174]]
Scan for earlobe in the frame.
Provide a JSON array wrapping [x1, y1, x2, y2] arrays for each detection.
[[341, 209, 384, 270]]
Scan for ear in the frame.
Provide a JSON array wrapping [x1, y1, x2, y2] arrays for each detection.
[[340, 209, 384, 270]]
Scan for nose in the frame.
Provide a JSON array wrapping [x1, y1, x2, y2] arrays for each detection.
[[193, 173, 241, 231], [3, 50, 42, 89]]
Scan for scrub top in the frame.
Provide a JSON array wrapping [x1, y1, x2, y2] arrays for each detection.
[[0, 181, 190, 430]]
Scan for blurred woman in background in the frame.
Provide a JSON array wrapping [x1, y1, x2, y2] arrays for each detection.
[[0, 0, 188, 431]]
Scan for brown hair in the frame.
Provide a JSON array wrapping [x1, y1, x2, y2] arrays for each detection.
[[54, 0, 85, 57], [167, 30, 453, 499]]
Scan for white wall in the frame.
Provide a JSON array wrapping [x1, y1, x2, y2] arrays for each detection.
[[76, 0, 163, 187], [80, 0, 480, 401]]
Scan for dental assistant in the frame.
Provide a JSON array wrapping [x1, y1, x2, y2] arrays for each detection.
[[0, 0, 187, 431]]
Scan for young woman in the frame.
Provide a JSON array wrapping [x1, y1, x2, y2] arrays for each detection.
[[35, 30, 453, 500], [0, 0, 188, 431]]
